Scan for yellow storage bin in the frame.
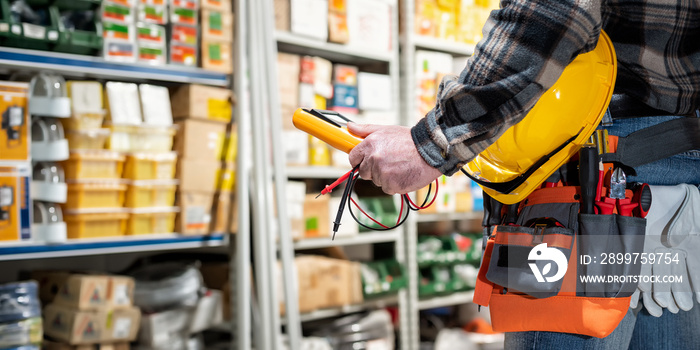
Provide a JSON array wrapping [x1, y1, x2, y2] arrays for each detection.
[[62, 151, 126, 180], [106, 124, 177, 153], [61, 112, 106, 131], [65, 181, 127, 210], [123, 152, 178, 180], [66, 129, 110, 150], [64, 211, 128, 239], [127, 208, 178, 235], [125, 180, 178, 208]]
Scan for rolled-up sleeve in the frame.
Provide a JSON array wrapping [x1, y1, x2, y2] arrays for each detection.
[[412, 0, 602, 175]]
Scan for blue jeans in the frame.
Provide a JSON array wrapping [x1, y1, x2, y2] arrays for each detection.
[[505, 115, 700, 350]]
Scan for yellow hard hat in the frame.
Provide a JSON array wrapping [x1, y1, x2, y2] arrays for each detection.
[[463, 31, 617, 205]]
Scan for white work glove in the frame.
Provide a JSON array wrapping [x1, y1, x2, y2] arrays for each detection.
[[347, 123, 442, 195], [633, 184, 700, 316]]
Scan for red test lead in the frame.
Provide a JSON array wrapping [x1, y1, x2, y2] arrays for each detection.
[[315, 169, 356, 199]]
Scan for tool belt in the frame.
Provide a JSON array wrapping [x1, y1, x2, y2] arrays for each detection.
[[473, 185, 646, 338]]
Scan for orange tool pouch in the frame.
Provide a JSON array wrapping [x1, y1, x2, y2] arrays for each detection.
[[473, 185, 646, 338]]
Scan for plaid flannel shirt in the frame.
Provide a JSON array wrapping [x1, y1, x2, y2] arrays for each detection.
[[412, 0, 700, 175]]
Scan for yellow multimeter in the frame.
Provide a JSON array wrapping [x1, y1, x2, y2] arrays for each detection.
[[292, 108, 364, 153]]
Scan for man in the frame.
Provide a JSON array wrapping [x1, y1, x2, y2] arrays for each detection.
[[348, 0, 700, 348]]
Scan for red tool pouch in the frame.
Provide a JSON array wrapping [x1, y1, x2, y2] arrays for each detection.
[[473, 186, 646, 338]]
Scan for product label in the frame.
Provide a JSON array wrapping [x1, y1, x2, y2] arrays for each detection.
[[104, 22, 131, 40], [22, 23, 45, 39], [207, 42, 222, 63], [112, 317, 132, 339], [103, 4, 132, 22], [170, 45, 197, 66], [208, 12, 223, 34], [172, 25, 197, 45], [207, 99, 231, 121], [185, 206, 208, 229], [113, 284, 130, 306]]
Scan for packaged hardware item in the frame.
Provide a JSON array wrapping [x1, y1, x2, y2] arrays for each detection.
[[130, 263, 203, 312], [32, 201, 67, 243], [201, 9, 232, 42], [176, 191, 213, 235], [138, 84, 173, 126], [137, 42, 167, 65], [43, 304, 141, 345], [65, 81, 105, 130], [201, 0, 230, 11], [0, 164, 31, 241], [65, 181, 127, 210], [105, 82, 142, 125], [31, 117, 70, 162], [28, 73, 71, 118], [0, 281, 41, 323], [0, 317, 42, 348], [328, 0, 348, 43], [103, 40, 137, 63], [32, 272, 135, 309], [177, 159, 219, 192], [125, 180, 178, 208], [0, 82, 30, 161], [201, 39, 232, 74], [138, 4, 167, 24], [136, 22, 166, 46], [169, 42, 197, 66], [31, 162, 66, 204], [169, 23, 197, 45], [102, 2, 134, 23], [170, 6, 198, 25], [170, 84, 232, 122]]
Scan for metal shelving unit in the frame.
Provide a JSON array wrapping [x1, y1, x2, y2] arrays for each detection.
[[400, 2, 485, 349], [418, 290, 475, 310], [293, 230, 403, 250], [0, 47, 229, 86], [0, 5, 242, 349], [253, 0, 408, 348], [0, 234, 226, 261]]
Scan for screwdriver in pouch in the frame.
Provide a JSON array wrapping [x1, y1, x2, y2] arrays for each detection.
[[579, 144, 598, 214]]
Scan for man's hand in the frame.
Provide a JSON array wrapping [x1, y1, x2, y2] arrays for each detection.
[[347, 123, 442, 195]]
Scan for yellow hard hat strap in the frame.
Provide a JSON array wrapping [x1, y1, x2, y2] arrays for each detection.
[[464, 133, 580, 194]]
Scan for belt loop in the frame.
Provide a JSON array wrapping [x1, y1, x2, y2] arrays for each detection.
[[602, 108, 613, 126]]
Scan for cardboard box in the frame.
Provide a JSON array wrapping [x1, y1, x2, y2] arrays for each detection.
[[0, 82, 30, 161], [277, 53, 300, 129], [199, 263, 232, 319], [177, 159, 220, 192], [176, 191, 214, 235], [33, 272, 109, 310], [274, 0, 290, 31], [303, 194, 330, 238], [170, 84, 232, 122], [357, 72, 392, 111], [43, 340, 131, 350], [202, 39, 233, 74], [174, 118, 227, 161], [210, 191, 231, 233], [281, 256, 363, 313], [33, 272, 135, 310], [328, 0, 348, 43], [44, 304, 141, 345], [0, 164, 31, 241], [330, 84, 358, 114], [201, 0, 231, 11], [201, 9, 233, 42]]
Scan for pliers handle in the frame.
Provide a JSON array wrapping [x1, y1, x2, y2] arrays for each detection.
[[594, 197, 638, 216]]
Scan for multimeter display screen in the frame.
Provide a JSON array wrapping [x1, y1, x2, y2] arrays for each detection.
[[308, 109, 354, 128]]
